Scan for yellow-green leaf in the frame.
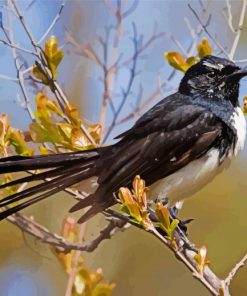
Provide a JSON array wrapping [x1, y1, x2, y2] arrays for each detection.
[[9, 130, 34, 156], [65, 104, 82, 127], [243, 96, 247, 114], [88, 124, 102, 144], [44, 35, 64, 77], [0, 113, 11, 155], [45, 35, 59, 58], [170, 219, 179, 233], [164, 51, 188, 72], [71, 127, 91, 149], [197, 38, 212, 59], [118, 187, 134, 204], [185, 56, 198, 68], [155, 202, 171, 229], [92, 283, 116, 296], [132, 175, 146, 205], [32, 64, 49, 84], [52, 50, 64, 68]]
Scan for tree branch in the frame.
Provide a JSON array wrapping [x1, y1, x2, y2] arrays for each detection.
[[224, 254, 247, 289], [188, 4, 230, 59], [37, 0, 65, 45], [228, 0, 247, 60], [7, 211, 127, 253]]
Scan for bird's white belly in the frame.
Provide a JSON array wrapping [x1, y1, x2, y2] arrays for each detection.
[[149, 148, 229, 204], [150, 107, 246, 204]]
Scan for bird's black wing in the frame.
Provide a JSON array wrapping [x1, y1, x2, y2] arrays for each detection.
[[72, 93, 233, 222]]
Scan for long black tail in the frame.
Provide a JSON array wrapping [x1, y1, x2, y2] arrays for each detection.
[[0, 150, 100, 221]]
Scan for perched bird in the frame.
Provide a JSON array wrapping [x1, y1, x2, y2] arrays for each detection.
[[0, 55, 246, 223]]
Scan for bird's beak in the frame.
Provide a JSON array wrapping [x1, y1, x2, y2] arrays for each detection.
[[227, 69, 247, 81]]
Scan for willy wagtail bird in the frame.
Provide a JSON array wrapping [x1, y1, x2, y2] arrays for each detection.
[[0, 55, 246, 223]]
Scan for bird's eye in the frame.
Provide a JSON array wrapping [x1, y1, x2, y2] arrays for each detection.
[[207, 72, 215, 78], [221, 66, 236, 75]]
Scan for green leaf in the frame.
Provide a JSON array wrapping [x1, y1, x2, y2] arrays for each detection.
[[44, 35, 64, 78], [92, 283, 115, 296], [32, 65, 49, 84], [52, 50, 64, 68], [9, 130, 33, 156], [155, 203, 171, 229], [197, 38, 212, 59], [170, 219, 179, 233], [164, 51, 187, 72]]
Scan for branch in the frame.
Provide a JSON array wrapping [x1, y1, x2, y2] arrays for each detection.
[[105, 208, 221, 295], [103, 22, 139, 143], [65, 223, 87, 296], [114, 70, 176, 127], [223, 0, 236, 33], [7, 211, 127, 253], [188, 4, 230, 59], [228, 0, 247, 60], [224, 254, 247, 289], [106, 206, 247, 296], [5, 3, 36, 121], [0, 39, 37, 55], [98, 0, 124, 133], [117, 30, 166, 70], [0, 74, 18, 81], [37, 1, 65, 44], [8, 0, 96, 146]]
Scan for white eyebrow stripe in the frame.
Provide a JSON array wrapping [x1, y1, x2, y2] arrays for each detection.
[[203, 61, 224, 71]]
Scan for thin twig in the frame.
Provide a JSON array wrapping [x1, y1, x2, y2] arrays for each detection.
[[9, 0, 96, 146], [0, 39, 37, 55], [0, 74, 18, 81], [224, 0, 236, 33], [228, 0, 247, 60], [224, 254, 247, 289], [6, 2, 35, 121], [188, 4, 230, 58], [65, 223, 87, 296], [103, 22, 139, 143], [37, 1, 65, 45], [98, 0, 125, 133], [7, 212, 127, 253]]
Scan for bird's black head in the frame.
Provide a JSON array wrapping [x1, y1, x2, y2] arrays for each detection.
[[179, 55, 247, 107]]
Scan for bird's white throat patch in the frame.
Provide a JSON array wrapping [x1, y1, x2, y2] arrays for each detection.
[[230, 107, 246, 155]]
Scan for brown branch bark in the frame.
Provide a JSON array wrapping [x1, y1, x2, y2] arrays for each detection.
[[7, 212, 127, 253]]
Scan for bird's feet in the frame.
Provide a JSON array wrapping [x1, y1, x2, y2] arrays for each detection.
[[148, 198, 193, 235], [169, 204, 193, 234]]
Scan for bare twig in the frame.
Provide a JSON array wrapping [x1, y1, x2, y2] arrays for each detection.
[[0, 74, 18, 81], [117, 31, 166, 70], [224, 0, 237, 33], [98, 0, 125, 133], [188, 4, 230, 58], [0, 39, 37, 55], [224, 254, 247, 289], [8, 0, 96, 146], [6, 2, 35, 121], [37, 1, 65, 44], [103, 22, 139, 143], [7, 212, 127, 253], [65, 223, 87, 296], [228, 0, 247, 60]]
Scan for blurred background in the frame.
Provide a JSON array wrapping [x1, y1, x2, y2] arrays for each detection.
[[0, 0, 247, 295]]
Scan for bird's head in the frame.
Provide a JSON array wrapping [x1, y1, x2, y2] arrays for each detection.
[[179, 55, 247, 107]]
